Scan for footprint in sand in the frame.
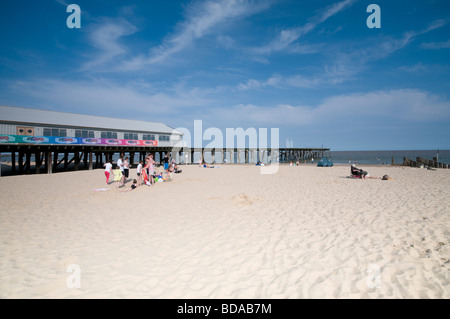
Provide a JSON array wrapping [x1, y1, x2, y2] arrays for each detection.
[[232, 193, 253, 206]]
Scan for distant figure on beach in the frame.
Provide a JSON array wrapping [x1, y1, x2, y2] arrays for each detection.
[[163, 154, 169, 170], [123, 157, 130, 185], [113, 167, 123, 188], [202, 161, 213, 168], [166, 164, 174, 182], [149, 155, 155, 183], [103, 160, 113, 184], [117, 155, 125, 185], [137, 161, 143, 185], [351, 163, 368, 179], [119, 179, 138, 192], [144, 154, 156, 185], [172, 162, 182, 173]]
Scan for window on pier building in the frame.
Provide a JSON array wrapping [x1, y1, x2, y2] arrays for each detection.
[[101, 131, 117, 139], [43, 128, 67, 137], [124, 133, 138, 140], [159, 135, 170, 142], [143, 134, 156, 140], [75, 130, 94, 138]]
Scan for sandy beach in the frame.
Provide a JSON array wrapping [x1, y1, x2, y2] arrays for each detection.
[[0, 164, 448, 299]]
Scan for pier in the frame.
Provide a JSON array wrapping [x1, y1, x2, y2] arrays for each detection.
[[0, 143, 329, 176]]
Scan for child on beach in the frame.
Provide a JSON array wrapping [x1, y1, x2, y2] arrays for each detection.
[[156, 171, 164, 182], [113, 167, 123, 188], [165, 165, 174, 182], [144, 154, 156, 185], [103, 160, 113, 184]]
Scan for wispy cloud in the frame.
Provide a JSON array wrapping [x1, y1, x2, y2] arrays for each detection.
[[243, 18, 450, 90], [398, 63, 430, 73], [116, 0, 272, 71], [251, 0, 356, 57], [237, 75, 282, 90], [54, 0, 70, 6], [421, 39, 450, 49], [81, 18, 137, 71]]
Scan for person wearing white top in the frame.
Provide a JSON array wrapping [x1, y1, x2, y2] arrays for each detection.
[[117, 155, 125, 186], [136, 161, 143, 185], [117, 156, 124, 171]]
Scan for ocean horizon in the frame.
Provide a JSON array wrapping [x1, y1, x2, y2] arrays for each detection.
[[325, 149, 450, 165]]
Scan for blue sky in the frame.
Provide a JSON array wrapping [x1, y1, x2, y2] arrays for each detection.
[[0, 0, 449, 150]]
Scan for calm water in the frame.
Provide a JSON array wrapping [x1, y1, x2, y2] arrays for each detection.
[[326, 150, 450, 165]]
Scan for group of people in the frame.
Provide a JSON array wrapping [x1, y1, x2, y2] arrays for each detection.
[[103, 153, 182, 189]]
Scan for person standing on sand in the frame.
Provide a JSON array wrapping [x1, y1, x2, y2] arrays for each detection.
[[103, 160, 113, 184], [163, 153, 169, 170], [117, 155, 125, 186], [147, 154, 156, 185], [137, 161, 143, 186], [123, 157, 130, 186]]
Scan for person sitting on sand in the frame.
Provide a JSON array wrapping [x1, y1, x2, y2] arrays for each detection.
[[119, 179, 138, 192], [202, 161, 214, 168], [165, 169, 173, 182], [351, 163, 368, 179]]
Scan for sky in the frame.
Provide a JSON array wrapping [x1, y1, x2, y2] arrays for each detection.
[[0, 0, 449, 150]]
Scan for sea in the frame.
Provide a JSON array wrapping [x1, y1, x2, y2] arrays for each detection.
[[325, 149, 450, 165]]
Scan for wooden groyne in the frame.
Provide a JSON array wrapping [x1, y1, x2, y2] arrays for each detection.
[[402, 157, 449, 169]]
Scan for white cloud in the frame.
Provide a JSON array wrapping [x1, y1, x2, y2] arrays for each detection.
[[4, 76, 449, 144], [3, 78, 213, 126], [205, 89, 450, 127]]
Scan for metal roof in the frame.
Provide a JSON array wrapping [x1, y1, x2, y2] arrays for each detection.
[[0, 105, 183, 135]]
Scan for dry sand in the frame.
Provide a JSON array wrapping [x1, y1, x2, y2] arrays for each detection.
[[0, 164, 449, 298]]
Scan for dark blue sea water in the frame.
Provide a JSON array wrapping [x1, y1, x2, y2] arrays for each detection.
[[325, 150, 450, 165]]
